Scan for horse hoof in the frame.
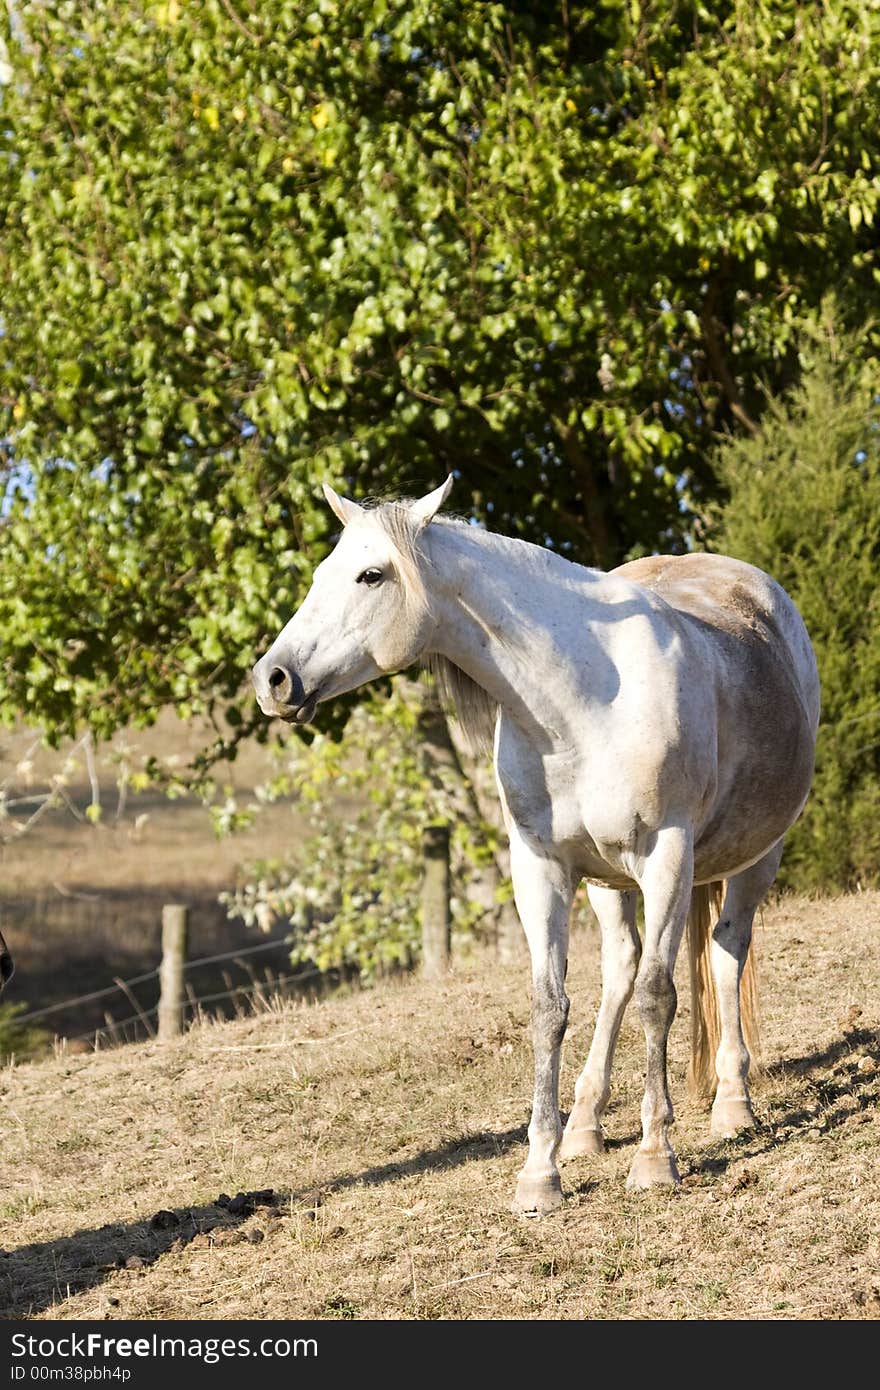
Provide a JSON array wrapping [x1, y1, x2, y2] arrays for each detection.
[[711, 1100, 756, 1137], [559, 1126, 604, 1161], [513, 1172, 564, 1214], [626, 1151, 681, 1190]]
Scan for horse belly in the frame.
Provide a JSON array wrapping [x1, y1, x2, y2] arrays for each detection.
[[693, 687, 816, 880]]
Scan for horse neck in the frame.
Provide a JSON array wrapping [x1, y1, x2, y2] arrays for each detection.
[[421, 523, 608, 746]]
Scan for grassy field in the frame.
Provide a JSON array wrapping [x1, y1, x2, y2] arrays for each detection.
[[0, 890, 876, 1321]]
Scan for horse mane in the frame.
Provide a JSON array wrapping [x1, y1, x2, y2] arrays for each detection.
[[424, 653, 497, 755], [368, 501, 498, 754]]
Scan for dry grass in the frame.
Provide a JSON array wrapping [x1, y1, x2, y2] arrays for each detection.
[[0, 892, 877, 1321]]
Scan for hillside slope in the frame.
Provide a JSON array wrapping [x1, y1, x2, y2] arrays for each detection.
[[0, 893, 878, 1321]]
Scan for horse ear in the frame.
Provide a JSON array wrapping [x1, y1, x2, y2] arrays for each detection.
[[409, 474, 454, 530], [322, 482, 363, 527]]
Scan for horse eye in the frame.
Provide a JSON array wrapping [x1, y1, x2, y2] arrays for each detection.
[[356, 568, 383, 586]]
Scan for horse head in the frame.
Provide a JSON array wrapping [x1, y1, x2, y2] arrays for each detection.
[[252, 476, 453, 723]]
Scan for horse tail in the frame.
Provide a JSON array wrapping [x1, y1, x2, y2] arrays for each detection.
[[686, 881, 761, 1100]]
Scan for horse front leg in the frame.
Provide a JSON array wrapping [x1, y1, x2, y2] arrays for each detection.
[[560, 884, 640, 1159], [628, 824, 693, 1190], [508, 826, 573, 1214]]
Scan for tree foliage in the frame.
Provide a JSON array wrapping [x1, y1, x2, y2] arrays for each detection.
[[710, 319, 880, 891], [1, 0, 878, 748]]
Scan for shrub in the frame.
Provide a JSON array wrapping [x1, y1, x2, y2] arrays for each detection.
[[711, 322, 880, 889]]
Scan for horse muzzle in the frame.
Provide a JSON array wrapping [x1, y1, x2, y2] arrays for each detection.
[[252, 657, 319, 724]]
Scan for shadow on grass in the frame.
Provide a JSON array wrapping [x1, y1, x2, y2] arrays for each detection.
[[764, 1025, 878, 1079], [0, 1198, 241, 1320], [329, 1123, 529, 1194], [684, 1025, 879, 1181], [0, 1125, 529, 1318]]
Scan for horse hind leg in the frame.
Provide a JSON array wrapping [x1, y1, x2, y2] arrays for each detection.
[[708, 841, 783, 1137], [560, 885, 640, 1161]]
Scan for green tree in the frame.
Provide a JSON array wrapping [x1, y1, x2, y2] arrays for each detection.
[[710, 319, 880, 890], [1, 0, 878, 749]]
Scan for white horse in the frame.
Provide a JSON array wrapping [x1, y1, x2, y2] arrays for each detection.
[[253, 478, 819, 1212]]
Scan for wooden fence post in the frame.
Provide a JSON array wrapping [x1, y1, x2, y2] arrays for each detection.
[[421, 824, 451, 979], [158, 904, 189, 1041]]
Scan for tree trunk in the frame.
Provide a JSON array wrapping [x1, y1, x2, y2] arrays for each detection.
[[421, 824, 451, 979]]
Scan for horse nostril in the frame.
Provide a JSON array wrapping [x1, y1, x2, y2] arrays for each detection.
[[0, 952, 13, 987], [268, 666, 293, 702]]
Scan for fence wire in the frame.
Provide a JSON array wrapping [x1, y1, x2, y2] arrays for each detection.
[[65, 964, 327, 1046], [16, 934, 300, 1027]]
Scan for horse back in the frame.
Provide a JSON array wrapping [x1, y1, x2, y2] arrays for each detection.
[[613, 552, 820, 734]]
